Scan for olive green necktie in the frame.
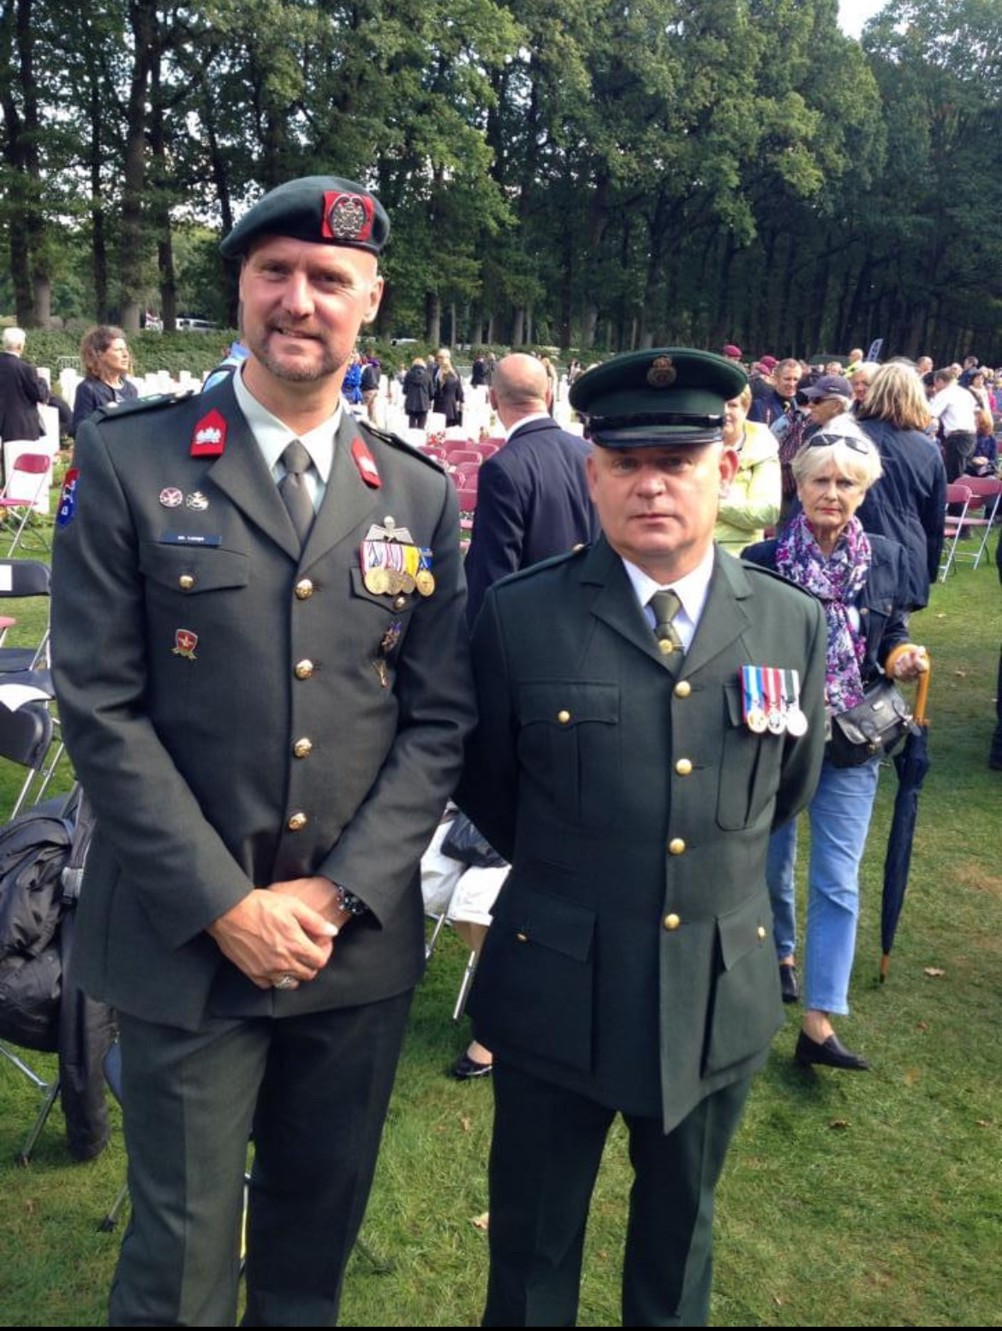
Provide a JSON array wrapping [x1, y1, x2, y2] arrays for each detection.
[[279, 439, 315, 545], [649, 589, 684, 662]]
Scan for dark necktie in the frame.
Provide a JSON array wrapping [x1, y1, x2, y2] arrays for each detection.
[[649, 589, 684, 663], [278, 440, 315, 545]]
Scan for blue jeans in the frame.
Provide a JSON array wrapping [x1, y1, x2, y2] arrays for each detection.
[[765, 755, 881, 1015]]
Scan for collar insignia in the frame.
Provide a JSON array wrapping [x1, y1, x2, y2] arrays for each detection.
[[351, 436, 382, 488], [190, 409, 227, 457]]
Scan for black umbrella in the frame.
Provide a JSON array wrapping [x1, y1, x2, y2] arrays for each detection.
[[880, 664, 931, 981]]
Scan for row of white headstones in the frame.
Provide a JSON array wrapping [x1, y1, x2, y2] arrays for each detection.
[[7, 369, 581, 513]]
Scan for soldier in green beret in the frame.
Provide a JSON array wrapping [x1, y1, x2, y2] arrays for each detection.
[[52, 175, 473, 1325], [458, 348, 828, 1326]]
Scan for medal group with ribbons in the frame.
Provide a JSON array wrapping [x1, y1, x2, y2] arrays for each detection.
[[740, 665, 808, 737], [360, 518, 435, 598]]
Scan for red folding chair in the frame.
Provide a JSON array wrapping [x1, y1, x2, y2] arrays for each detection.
[[0, 453, 52, 556], [938, 483, 973, 580], [953, 475, 1002, 569], [442, 448, 480, 467], [456, 485, 478, 539], [475, 442, 501, 460]]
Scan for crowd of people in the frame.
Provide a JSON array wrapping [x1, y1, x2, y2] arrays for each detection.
[[13, 166, 995, 1327]]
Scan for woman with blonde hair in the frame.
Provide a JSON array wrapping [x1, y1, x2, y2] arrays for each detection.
[[714, 382, 781, 548], [854, 360, 947, 609]]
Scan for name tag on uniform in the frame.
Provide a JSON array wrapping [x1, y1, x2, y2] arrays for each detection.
[[160, 532, 222, 547]]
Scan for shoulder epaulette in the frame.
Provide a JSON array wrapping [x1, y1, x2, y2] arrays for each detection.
[[92, 390, 196, 424], [493, 544, 591, 592], [356, 420, 446, 471]]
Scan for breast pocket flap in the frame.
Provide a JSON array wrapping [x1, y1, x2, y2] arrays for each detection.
[[517, 681, 619, 729], [139, 542, 249, 593]]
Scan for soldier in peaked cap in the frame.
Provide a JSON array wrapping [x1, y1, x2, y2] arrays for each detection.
[[457, 349, 828, 1326], [52, 176, 473, 1325]]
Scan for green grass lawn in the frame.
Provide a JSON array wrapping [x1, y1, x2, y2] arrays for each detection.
[[0, 528, 999, 1326]]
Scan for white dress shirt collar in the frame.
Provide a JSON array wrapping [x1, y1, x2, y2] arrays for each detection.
[[504, 411, 551, 441], [621, 544, 717, 652], [233, 367, 339, 488]]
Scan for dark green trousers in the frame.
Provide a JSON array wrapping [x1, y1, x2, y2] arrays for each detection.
[[483, 1063, 751, 1327], [112, 992, 412, 1326]]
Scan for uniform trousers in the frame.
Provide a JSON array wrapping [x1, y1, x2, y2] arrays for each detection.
[[113, 990, 413, 1327], [483, 1062, 751, 1328]]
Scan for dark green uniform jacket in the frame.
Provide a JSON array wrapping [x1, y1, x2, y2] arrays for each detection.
[[51, 380, 474, 1031], [458, 539, 827, 1133]]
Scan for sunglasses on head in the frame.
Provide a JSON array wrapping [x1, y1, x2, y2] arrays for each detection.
[[805, 432, 873, 455]]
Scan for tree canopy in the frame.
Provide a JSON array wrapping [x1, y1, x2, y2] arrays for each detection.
[[1, 0, 999, 362]]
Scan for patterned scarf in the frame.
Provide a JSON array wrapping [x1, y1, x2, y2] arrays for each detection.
[[775, 511, 871, 714]]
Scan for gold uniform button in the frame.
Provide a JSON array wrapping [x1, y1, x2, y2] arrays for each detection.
[[516, 931, 528, 943], [557, 710, 571, 724], [287, 812, 308, 831], [178, 574, 195, 591], [674, 680, 691, 698], [393, 594, 407, 610], [294, 659, 315, 680], [293, 737, 313, 759], [675, 758, 693, 776], [668, 837, 686, 855], [295, 578, 314, 600], [757, 925, 767, 940], [663, 913, 681, 931]]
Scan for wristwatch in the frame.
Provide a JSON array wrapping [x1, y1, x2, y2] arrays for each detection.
[[333, 884, 368, 919]]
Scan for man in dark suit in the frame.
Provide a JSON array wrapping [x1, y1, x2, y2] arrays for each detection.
[[458, 349, 828, 1327], [51, 176, 474, 1326], [449, 352, 599, 1081], [464, 352, 600, 626], [0, 326, 49, 444]]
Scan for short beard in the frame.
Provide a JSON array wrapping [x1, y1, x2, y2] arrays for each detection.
[[247, 327, 344, 383]]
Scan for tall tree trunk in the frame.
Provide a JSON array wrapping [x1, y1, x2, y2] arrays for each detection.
[[149, 56, 176, 330], [425, 290, 441, 346], [120, 0, 158, 333]]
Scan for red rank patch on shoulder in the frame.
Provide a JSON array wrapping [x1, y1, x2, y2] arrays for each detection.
[[351, 436, 381, 488], [190, 409, 227, 457]]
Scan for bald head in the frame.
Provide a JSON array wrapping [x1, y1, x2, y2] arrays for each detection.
[[491, 353, 552, 425]]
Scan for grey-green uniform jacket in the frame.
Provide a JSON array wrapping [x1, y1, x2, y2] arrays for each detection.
[[51, 380, 474, 1031], [458, 539, 827, 1133]]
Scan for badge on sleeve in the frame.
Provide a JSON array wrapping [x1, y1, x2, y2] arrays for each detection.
[[190, 409, 227, 457], [56, 468, 80, 527], [172, 628, 198, 660]]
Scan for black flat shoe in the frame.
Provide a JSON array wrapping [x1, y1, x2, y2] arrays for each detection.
[[795, 1029, 869, 1071], [450, 1052, 493, 1080], [779, 964, 799, 1004]]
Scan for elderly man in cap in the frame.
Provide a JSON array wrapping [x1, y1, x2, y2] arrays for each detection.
[[457, 349, 828, 1326], [51, 176, 473, 1325]]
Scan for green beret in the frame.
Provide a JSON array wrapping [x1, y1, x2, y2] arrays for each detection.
[[220, 175, 389, 259], [569, 348, 748, 447]]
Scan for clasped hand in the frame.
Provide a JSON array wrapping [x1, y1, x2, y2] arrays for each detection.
[[207, 877, 342, 990]]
